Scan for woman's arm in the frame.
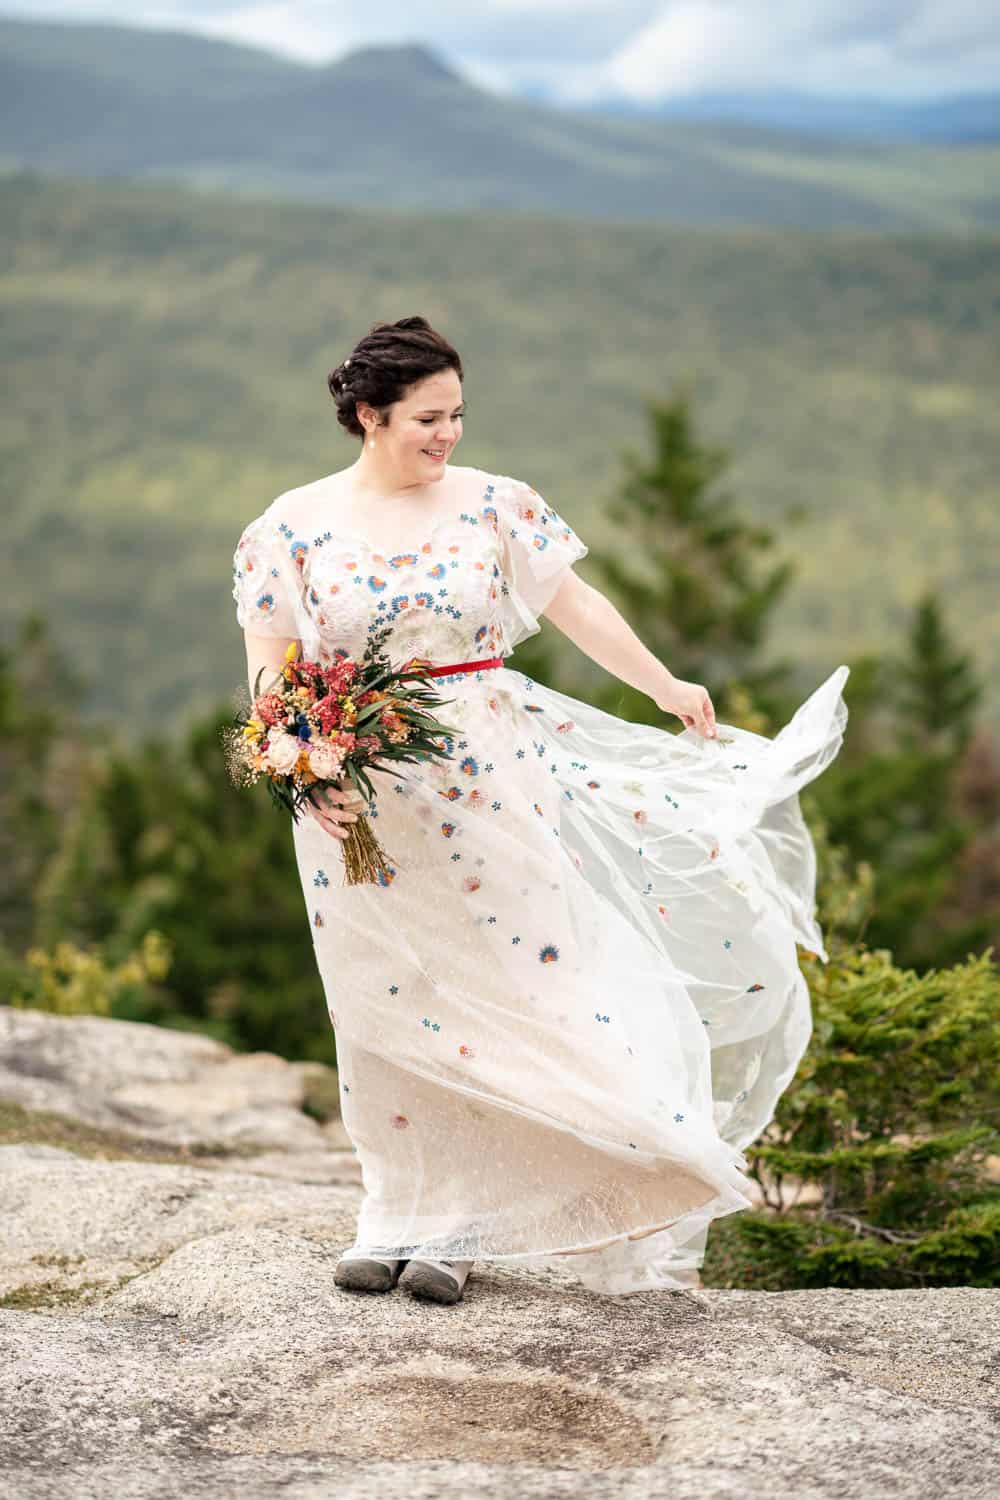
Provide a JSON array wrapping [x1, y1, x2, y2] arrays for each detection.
[[541, 574, 717, 737], [243, 630, 295, 701]]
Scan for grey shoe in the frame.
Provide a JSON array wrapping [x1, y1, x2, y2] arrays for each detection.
[[334, 1250, 407, 1293], [397, 1256, 474, 1304]]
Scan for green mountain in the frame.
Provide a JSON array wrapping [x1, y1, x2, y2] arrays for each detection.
[[1, 16, 999, 232], [2, 172, 998, 738]]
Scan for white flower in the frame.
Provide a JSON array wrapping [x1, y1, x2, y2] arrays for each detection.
[[308, 739, 345, 779], [267, 729, 302, 774]]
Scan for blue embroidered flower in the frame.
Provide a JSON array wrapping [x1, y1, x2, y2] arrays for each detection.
[[539, 943, 559, 964]]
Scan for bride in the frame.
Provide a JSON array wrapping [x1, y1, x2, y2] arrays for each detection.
[[232, 315, 849, 1305]]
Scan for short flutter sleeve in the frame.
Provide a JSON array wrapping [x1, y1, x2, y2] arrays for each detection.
[[231, 513, 299, 637], [490, 474, 588, 653]]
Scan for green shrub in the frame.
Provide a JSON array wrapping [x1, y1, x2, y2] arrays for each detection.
[[721, 940, 1000, 1288], [8, 930, 172, 1017]]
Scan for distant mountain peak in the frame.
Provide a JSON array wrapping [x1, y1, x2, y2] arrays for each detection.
[[330, 42, 463, 86]]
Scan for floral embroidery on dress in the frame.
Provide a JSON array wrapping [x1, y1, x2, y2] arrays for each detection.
[[230, 469, 848, 1296]]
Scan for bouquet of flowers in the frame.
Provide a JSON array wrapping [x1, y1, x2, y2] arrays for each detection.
[[222, 619, 463, 885]]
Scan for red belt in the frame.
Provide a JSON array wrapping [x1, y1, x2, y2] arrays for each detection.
[[405, 655, 504, 677]]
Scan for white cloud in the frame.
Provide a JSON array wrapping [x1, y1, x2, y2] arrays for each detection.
[[601, 1, 1000, 100]]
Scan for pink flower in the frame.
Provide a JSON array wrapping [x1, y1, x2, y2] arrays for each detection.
[[308, 739, 345, 779], [254, 692, 286, 727]]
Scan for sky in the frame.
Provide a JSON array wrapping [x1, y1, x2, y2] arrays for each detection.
[[5, 1, 999, 101]]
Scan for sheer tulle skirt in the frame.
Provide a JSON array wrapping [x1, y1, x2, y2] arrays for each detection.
[[296, 662, 850, 1294]]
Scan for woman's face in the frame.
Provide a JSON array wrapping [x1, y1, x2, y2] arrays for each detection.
[[364, 369, 465, 482]]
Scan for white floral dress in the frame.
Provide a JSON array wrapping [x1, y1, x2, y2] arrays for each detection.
[[232, 465, 849, 1295]]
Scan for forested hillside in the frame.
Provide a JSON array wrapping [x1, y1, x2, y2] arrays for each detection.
[[2, 172, 998, 735]]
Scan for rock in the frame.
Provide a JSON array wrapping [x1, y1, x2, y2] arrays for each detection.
[[0, 1145, 360, 1299], [1, 1006, 998, 1495], [0, 1006, 332, 1150]]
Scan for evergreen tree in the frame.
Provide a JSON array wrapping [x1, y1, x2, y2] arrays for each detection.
[[30, 704, 336, 1065], [579, 388, 798, 729], [893, 591, 982, 756], [0, 614, 86, 954], [811, 588, 987, 968]]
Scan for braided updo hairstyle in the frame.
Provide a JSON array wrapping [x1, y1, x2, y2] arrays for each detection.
[[328, 316, 464, 441]]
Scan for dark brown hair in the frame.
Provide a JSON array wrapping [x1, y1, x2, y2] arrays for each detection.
[[328, 316, 464, 441]]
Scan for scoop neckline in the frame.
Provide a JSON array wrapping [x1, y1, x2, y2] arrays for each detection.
[[278, 468, 497, 555]]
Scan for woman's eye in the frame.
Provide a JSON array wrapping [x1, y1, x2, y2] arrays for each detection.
[[419, 416, 464, 424]]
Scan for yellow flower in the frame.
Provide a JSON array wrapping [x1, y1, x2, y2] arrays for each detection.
[[285, 642, 299, 663]]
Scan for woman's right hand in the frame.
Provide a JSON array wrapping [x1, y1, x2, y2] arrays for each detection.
[[305, 784, 367, 840]]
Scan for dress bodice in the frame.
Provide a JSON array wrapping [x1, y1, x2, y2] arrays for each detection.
[[233, 467, 590, 669], [295, 497, 505, 667]]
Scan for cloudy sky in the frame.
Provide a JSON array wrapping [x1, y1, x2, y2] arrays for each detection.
[[5, 1, 999, 100]]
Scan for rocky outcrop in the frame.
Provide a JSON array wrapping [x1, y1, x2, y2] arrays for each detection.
[[2, 1006, 998, 1497]]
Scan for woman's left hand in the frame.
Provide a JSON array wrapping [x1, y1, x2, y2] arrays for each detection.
[[654, 676, 718, 738]]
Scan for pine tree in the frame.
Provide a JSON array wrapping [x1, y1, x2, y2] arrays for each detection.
[[579, 388, 798, 729], [0, 614, 86, 954], [810, 587, 987, 968]]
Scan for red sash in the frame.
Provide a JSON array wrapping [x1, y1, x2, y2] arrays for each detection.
[[405, 655, 504, 677]]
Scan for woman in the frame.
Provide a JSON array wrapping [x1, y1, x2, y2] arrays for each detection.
[[232, 315, 849, 1306]]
